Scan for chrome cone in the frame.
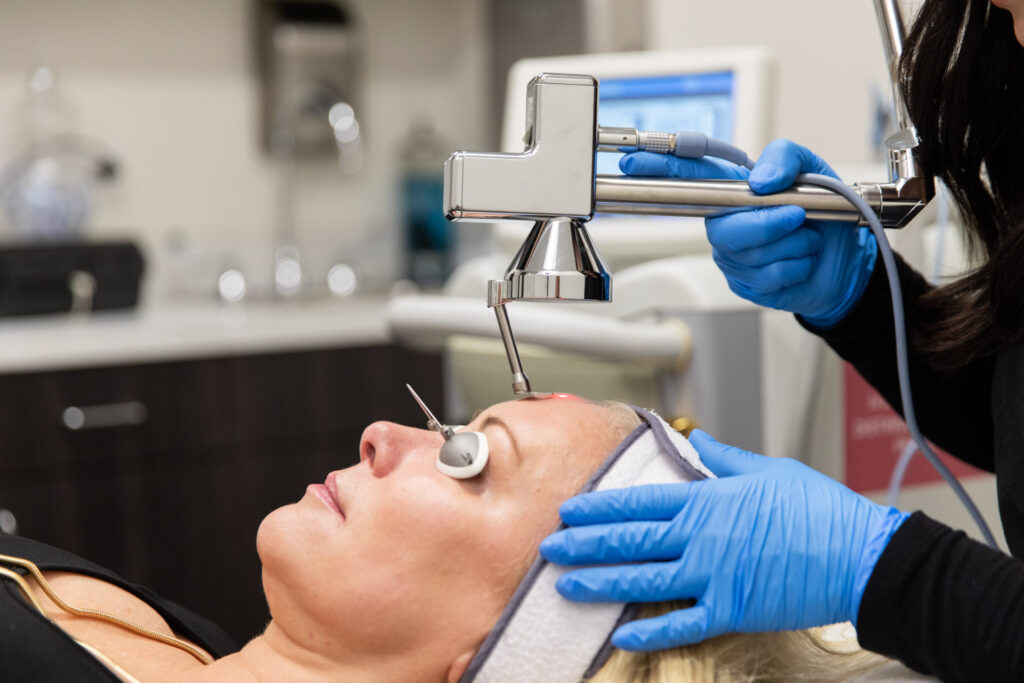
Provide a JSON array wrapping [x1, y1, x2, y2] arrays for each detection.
[[502, 217, 611, 303]]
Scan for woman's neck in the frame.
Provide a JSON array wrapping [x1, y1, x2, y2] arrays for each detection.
[[182, 621, 435, 683]]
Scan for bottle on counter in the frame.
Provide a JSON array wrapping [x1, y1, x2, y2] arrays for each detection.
[[399, 120, 451, 289], [1, 65, 117, 243]]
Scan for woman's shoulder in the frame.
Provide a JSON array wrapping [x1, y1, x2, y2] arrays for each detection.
[[1, 532, 113, 574]]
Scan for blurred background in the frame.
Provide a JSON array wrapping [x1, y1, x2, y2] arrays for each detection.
[[0, 0, 903, 297], [1, 0, 987, 646]]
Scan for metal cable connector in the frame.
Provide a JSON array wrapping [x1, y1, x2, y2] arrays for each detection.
[[637, 130, 673, 154]]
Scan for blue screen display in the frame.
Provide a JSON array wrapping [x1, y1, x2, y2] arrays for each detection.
[[597, 71, 734, 175]]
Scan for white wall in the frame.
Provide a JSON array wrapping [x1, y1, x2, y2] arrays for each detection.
[[0, 0, 489, 296], [645, 0, 912, 165]]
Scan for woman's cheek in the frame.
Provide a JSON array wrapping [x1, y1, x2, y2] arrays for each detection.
[[385, 475, 468, 527], [374, 477, 499, 562]]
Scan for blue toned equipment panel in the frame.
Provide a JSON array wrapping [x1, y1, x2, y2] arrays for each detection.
[[597, 71, 734, 175]]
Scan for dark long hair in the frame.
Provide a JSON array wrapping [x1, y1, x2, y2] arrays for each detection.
[[899, 0, 1024, 369]]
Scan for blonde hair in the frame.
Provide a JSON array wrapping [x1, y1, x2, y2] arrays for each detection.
[[588, 399, 645, 440], [587, 601, 885, 682]]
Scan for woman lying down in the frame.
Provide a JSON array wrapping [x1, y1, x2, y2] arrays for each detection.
[[0, 394, 910, 682]]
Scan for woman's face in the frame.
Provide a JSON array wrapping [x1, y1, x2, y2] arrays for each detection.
[[992, 0, 1024, 45], [256, 397, 625, 679]]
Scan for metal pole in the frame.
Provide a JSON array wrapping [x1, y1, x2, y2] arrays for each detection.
[[493, 304, 532, 395], [873, 0, 914, 133], [594, 176, 865, 223]]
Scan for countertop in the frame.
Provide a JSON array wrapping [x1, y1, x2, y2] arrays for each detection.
[[0, 297, 392, 374]]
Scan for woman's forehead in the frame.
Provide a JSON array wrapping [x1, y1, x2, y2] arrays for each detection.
[[470, 401, 613, 500], [478, 399, 617, 458], [468, 394, 585, 421], [482, 396, 601, 424], [530, 392, 585, 402]]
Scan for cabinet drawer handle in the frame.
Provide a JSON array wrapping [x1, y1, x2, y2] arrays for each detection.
[[0, 509, 17, 535], [62, 401, 149, 431]]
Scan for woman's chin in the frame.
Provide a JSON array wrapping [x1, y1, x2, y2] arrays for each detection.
[[256, 497, 333, 569], [255, 504, 290, 568]]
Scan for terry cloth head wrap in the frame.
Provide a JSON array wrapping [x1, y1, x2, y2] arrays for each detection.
[[459, 406, 714, 683]]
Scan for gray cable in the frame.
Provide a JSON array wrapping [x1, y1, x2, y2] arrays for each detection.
[[689, 140, 999, 548], [888, 440, 919, 507], [800, 171, 997, 547], [886, 188, 952, 506], [674, 132, 756, 170]]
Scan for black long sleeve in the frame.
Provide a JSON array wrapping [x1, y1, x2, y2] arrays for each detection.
[[801, 250, 1024, 678], [798, 249, 996, 471], [857, 512, 1024, 681]]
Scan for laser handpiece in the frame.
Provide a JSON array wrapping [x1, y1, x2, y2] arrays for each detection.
[[445, 72, 932, 399]]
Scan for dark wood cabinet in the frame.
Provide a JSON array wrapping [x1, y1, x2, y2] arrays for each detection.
[[0, 345, 443, 645]]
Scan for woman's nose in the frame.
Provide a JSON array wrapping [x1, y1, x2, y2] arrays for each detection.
[[359, 421, 439, 477]]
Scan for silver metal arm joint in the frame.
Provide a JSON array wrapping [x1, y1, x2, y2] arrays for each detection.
[[854, 174, 933, 229]]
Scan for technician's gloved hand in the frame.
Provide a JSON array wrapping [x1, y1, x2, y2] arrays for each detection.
[[539, 429, 909, 651], [620, 139, 877, 327]]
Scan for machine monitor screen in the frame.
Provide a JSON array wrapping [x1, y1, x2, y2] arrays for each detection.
[[596, 71, 735, 175]]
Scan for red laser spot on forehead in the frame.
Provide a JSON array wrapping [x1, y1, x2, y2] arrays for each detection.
[[540, 393, 583, 401]]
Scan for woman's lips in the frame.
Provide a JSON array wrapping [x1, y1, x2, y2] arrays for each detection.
[[309, 475, 345, 519], [324, 472, 346, 518], [309, 485, 344, 517]]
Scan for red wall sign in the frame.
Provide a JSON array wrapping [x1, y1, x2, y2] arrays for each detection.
[[843, 363, 985, 493]]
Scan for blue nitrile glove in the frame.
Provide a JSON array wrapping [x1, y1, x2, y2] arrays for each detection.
[[539, 429, 909, 651], [620, 139, 877, 327]]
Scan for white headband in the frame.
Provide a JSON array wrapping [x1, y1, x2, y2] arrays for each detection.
[[460, 407, 713, 683]]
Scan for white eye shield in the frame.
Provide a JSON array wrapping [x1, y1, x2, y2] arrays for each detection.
[[459, 406, 714, 683]]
